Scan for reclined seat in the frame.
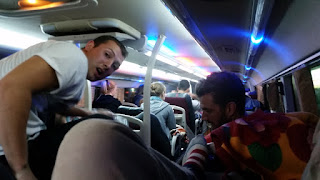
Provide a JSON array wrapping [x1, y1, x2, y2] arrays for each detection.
[[165, 94, 196, 133], [116, 107, 186, 161], [135, 113, 173, 160]]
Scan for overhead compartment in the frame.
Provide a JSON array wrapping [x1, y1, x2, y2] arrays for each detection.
[[40, 18, 146, 51], [41, 18, 141, 39]]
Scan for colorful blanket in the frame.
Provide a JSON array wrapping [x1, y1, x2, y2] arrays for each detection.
[[205, 110, 318, 180], [302, 118, 320, 180]]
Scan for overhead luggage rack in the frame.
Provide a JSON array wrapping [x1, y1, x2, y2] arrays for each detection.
[[41, 18, 146, 50], [41, 18, 141, 40]]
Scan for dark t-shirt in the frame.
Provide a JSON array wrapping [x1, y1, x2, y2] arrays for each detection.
[[92, 95, 122, 113]]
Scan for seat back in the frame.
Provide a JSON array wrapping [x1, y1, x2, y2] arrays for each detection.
[[115, 113, 144, 138], [165, 94, 196, 133], [135, 113, 172, 159], [117, 105, 143, 116], [170, 105, 187, 129]]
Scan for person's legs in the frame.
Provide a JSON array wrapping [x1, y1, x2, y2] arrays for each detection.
[[28, 120, 82, 179], [52, 119, 196, 180], [0, 120, 83, 180], [28, 114, 114, 179]]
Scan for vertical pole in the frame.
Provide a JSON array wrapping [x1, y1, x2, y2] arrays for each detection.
[[142, 35, 166, 146], [84, 80, 92, 111]]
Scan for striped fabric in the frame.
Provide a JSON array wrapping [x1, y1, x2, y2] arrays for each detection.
[[182, 135, 209, 172]]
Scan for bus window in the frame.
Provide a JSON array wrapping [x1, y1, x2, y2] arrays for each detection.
[[311, 66, 320, 115]]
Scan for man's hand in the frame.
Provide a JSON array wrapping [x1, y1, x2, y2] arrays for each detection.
[[188, 93, 199, 100]]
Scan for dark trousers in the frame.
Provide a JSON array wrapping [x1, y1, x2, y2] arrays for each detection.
[[0, 114, 112, 180]]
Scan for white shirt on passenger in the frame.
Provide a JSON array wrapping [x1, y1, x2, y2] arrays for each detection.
[[0, 40, 88, 155]]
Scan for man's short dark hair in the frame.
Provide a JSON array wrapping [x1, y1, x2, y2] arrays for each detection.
[[178, 80, 190, 91], [93, 35, 128, 58], [196, 71, 245, 115]]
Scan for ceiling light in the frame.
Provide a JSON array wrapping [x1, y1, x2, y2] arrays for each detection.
[[156, 54, 178, 66], [194, 73, 206, 79], [0, 27, 45, 49], [245, 65, 252, 71], [18, 0, 64, 10], [251, 35, 264, 44], [177, 65, 194, 73], [147, 39, 177, 56], [144, 51, 178, 66], [0, 0, 97, 17]]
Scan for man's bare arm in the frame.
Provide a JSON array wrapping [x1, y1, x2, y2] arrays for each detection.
[[0, 56, 59, 179]]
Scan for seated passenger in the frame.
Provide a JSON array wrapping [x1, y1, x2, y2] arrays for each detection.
[[133, 84, 144, 106], [51, 72, 318, 180], [141, 82, 176, 140], [166, 80, 198, 132], [135, 113, 173, 160], [166, 79, 200, 111], [92, 80, 122, 113], [245, 95, 261, 114]]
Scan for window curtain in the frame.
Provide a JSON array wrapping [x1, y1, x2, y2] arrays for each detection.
[[293, 66, 318, 115]]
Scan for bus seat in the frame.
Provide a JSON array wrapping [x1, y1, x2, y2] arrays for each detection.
[[171, 132, 184, 158], [117, 105, 143, 116], [122, 102, 138, 107], [135, 113, 173, 159], [170, 105, 187, 129], [165, 95, 196, 133], [115, 113, 144, 138]]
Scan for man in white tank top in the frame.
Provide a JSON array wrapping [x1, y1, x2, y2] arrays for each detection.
[[0, 35, 128, 179]]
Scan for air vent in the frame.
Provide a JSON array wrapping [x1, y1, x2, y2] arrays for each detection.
[[0, 0, 97, 17]]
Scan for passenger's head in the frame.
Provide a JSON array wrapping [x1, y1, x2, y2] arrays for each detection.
[[150, 82, 166, 100], [83, 35, 128, 81], [177, 79, 190, 92], [136, 84, 144, 95], [196, 71, 245, 128], [249, 91, 257, 99]]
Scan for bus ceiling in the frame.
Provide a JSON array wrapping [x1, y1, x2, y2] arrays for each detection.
[[1, 0, 320, 87]]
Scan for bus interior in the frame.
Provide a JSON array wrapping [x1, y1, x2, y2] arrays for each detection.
[[0, 0, 320, 168]]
